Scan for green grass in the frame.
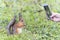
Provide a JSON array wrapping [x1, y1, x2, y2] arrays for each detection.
[[0, 0, 60, 40]]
